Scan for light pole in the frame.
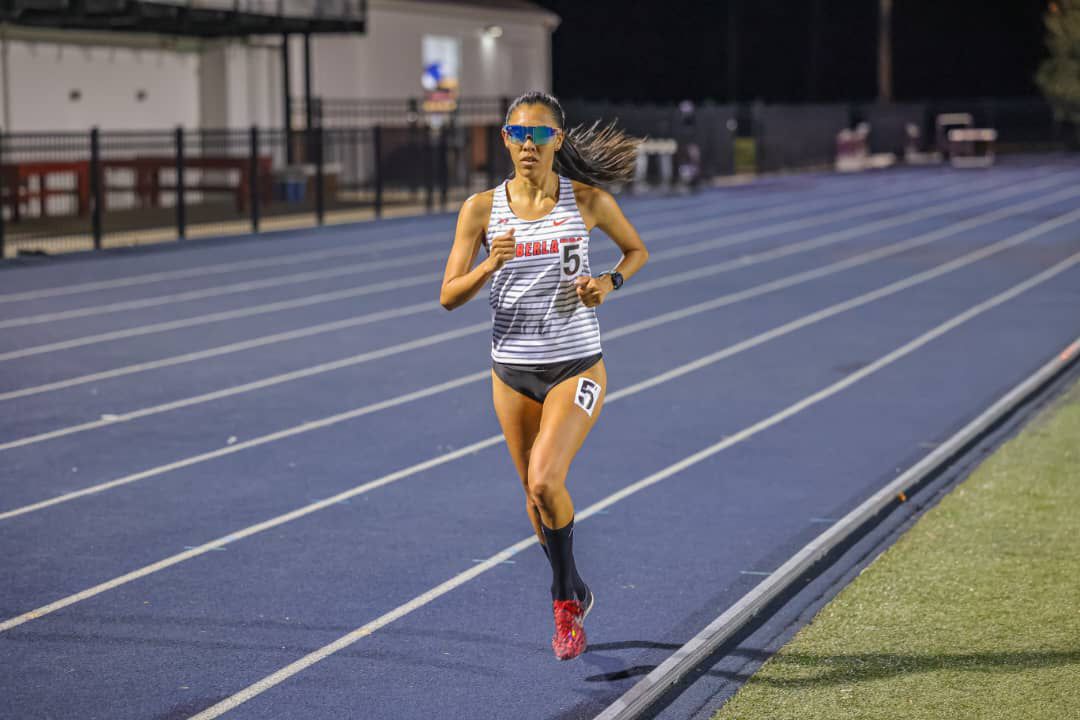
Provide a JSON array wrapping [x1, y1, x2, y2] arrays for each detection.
[[808, 0, 822, 100], [728, 0, 738, 103], [878, 0, 894, 102]]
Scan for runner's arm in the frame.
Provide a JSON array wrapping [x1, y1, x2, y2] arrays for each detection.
[[440, 193, 497, 311]]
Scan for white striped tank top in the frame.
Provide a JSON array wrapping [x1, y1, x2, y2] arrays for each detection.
[[485, 175, 603, 365]]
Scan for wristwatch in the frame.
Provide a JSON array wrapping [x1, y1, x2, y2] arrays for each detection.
[[602, 271, 624, 290]]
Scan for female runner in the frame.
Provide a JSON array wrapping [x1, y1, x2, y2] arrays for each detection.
[[439, 91, 648, 660]]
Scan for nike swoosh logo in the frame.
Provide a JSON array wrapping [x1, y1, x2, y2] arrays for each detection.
[[552, 218, 569, 226]]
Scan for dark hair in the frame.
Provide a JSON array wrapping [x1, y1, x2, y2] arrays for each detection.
[[504, 91, 640, 186]]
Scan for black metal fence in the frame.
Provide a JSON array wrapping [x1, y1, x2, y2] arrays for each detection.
[[0, 96, 1067, 259], [562, 100, 738, 183], [564, 96, 1066, 175], [0, 122, 513, 258]]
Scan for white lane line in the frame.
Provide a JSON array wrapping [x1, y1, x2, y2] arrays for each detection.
[[3, 182, 1074, 451], [0, 171, 948, 305], [0, 323, 487, 450], [593, 332, 1080, 720], [0, 301, 439, 402], [1, 171, 1067, 403], [0, 230, 446, 304], [603, 207, 1080, 401], [0, 431, 504, 635], [4, 197, 1078, 512], [0, 170, 1036, 363], [622, 176, 1077, 292], [3, 208, 1078, 639], [0, 172, 960, 328], [0, 249, 447, 330], [184, 246, 1080, 720], [0, 370, 484, 525], [0, 200, 730, 324], [0, 189, 812, 307], [0, 272, 442, 363]]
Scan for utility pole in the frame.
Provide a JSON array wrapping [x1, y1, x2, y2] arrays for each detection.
[[808, 0, 822, 101], [877, 0, 893, 102], [728, 0, 738, 103]]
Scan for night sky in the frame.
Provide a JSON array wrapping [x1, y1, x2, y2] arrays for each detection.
[[533, 0, 1049, 104]]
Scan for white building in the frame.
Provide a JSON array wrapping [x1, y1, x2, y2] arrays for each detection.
[[0, 0, 559, 131]]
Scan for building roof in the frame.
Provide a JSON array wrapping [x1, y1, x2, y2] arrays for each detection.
[[403, 0, 550, 11], [1, 0, 366, 37], [383, 0, 558, 22]]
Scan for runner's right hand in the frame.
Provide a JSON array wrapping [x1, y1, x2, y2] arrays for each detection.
[[485, 228, 516, 272]]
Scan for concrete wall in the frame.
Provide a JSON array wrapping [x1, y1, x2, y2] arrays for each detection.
[[0, 30, 201, 131], [199, 40, 281, 129]]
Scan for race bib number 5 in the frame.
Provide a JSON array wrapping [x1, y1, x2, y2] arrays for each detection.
[[574, 377, 602, 417], [561, 241, 583, 280]]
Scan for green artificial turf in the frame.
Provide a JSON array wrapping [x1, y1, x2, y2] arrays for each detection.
[[712, 378, 1080, 720]]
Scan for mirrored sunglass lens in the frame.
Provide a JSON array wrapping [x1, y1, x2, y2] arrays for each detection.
[[530, 127, 556, 145], [505, 125, 557, 145]]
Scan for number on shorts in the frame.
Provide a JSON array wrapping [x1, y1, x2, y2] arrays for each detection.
[[575, 377, 601, 416]]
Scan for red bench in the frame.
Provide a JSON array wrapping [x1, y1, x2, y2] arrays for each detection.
[[1, 156, 273, 221], [0, 161, 90, 221]]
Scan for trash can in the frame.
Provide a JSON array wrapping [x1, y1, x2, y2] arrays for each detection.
[[275, 166, 307, 203]]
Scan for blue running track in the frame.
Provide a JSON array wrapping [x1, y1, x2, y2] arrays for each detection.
[[1, 157, 1079, 720]]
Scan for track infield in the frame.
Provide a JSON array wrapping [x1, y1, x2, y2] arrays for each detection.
[[711, 376, 1080, 720]]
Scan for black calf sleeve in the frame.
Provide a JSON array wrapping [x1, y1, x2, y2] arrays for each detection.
[[540, 518, 588, 602]]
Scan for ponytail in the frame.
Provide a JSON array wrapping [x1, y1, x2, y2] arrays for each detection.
[[505, 91, 641, 187]]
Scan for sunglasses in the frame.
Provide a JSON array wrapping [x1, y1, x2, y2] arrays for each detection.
[[503, 124, 561, 146]]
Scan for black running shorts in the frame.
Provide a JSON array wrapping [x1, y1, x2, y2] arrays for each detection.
[[492, 353, 603, 404]]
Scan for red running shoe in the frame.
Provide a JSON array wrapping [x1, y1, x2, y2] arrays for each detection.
[[551, 588, 594, 660]]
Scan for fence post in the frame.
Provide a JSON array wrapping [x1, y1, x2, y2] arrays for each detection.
[[725, 114, 738, 176], [0, 129, 5, 259], [496, 96, 510, 187], [751, 102, 764, 174], [408, 100, 420, 198], [90, 127, 102, 250], [282, 32, 294, 165], [486, 124, 497, 190], [424, 130, 434, 213], [314, 127, 325, 225], [250, 125, 260, 233], [438, 123, 449, 212], [462, 121, 472, 194], [373, 124, 383, 219], [174, 126, 186, 240]]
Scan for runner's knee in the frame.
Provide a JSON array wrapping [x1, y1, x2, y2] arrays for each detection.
[[527, 450, 566, 510]]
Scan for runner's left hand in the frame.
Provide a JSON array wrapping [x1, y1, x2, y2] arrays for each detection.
[[574, 275, 612, 308]]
